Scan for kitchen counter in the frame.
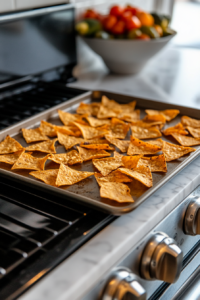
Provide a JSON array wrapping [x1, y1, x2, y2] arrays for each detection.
[[19, 44, 200, 300]]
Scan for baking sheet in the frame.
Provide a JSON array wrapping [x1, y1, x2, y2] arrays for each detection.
[[0, 90, 199, 215]]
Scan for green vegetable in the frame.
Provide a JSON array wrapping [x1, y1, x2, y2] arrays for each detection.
[[127, 29, 142, 39], [163, 27, 174, 37], [141, 26, 160, 39], [95, 31, 112, 39], [151, 13, 170, 30], [75, 19, 102, 36]]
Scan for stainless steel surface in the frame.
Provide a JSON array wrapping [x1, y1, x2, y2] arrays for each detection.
[[140, 233, 183, 283], [0, 91, 200, 215], [184, 197, 200, 236], [101, 268, 146, 300]]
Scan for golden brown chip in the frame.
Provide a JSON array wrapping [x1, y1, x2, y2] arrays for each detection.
[[58, 110, 87, 126], [55, 125, 82, 137], [26, 139, 57, 153], [138, 154, 167, 173], [95, 170, 132, 185], [76, 102, 101, 116], [122, 155, 143, 170], [113, 151, 124, 160], [131, 120, 164, 128], [11, 152, 49, 171], [143, 114, 167, 123], [57, 132, 84, 150], [181, 116, 200, 128], [147, 138, 164, 148], [100, 182, 134, 203], [102, 95, 136, 112], [186, 126, 200, 139], [162, 141, 195, 162], [77, 146, 111, 162], [86, 116, 111, 127], [84, 138, 109, 145], [80, 143, 114, 150], [127, 136, 162, 156], [30, 169, 59, 186], [0, 150, 24, 165], [162, 123, 188, 136], [22, 128, 49, 144], [131, 126, 162, 139], [118, 110, 140, 122], [108, 118, 130, 139], [97, 105, 119, 119], [0, 136, 24, 154], [105, 135, 130, 153], [145, 109, 180, 121], [56, 164, 94, 186], [119, 165, 153, 187], [171, 133, 200, 147], [48, 150, 83, 165], [92, 157, 123, 176], [72, 122, 109, 140], [40, 121, 57, 137], [129, 179, 149, 198]]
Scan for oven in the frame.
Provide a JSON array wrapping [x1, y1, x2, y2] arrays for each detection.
[[0, 3, 200, 300]]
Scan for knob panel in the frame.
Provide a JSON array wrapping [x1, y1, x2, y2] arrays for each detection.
[[184, 197, 200, 235]]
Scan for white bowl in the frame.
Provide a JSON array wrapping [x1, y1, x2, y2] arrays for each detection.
[[83, 32, 176, 74]]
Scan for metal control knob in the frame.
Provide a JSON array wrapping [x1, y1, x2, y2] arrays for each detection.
[[140, 232, 183, 283], [101, 268, 146, 300], [184, 197, 200, 235]]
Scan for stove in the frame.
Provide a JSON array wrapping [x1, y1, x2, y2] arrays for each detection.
[[0, 3, 200, 300]]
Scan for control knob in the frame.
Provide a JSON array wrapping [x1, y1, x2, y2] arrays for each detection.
[[140, 232, 183, 283], [184, 197, 200, 235], [101, 268, 146, 300]]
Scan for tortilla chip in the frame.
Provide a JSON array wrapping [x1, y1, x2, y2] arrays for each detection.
[[145, 109, 180, 121], [131, 126, 162, 139], [11, 152, 49, 171], [26, 139, 57, 153], [0, 150, 24, 165], [77, 146, 111, 162], [138, 154, 167, 173], [40, 121, 57, 137], [162, 123, 188, 136], [58, 110, 87, 126], [129, 179, 149, 198], [84, 138, 109, 145], [56, 164, 94, 186], [22, 128, 49, 144], [113, 151, 124, 160], [186, 126, 200, 139], [80, 143, 114, 150], [86, 116, 111, 127], [127, 136, 162, 156], [162, 141, 195, 162], [30, 169, 59, 186], [92, 156, 123, 176], [122, 155, 143, 170], [72, 122, 109, 140], [118, 110, 140, 123], [95, 171, 132, 185], [171, 133, 200, 147], [100, 182, 134, 203], [119, 165, 153, 187], [48, 150, 82, 165], [108, 118, 130, 139], [102, 95, 136, 112], [147, 138, 164, 148], [105, 135, 130, 153], [0, 136, 24, 154], [57, 132, 84, 150], [55, 125, 82, 137], [97, 105, 119, 119], [131, 120, 164, 128], [143, 114, 167, 123], [76, 102, 101, 117], [181, 116, 200, 128]]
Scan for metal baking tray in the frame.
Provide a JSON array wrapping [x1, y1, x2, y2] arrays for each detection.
[[0, 90, 200, 215]]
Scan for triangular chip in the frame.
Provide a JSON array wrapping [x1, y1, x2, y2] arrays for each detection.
[[162, 141, 195, 162], [55, 125, 82, 137], [145, 109, 180, 121], [84, 138, 109, 145], [72, 122, 109, 140], [11, 152, 49, 171], [40, 121, 57, 137], [105, 135, 130, 153], [131, 120, 164, 128], [119, 165, 153, 187], [56, 164, 94, 186], [22, 128, 49, 144], [76, 102, 101, 116], [131, 126, 162, 139], [186, 126, 200, 139], [0, 150, 24, 165], [86, 116, 111, 127], [138, 154, 167, 172], [48, 150, 82, 165], [171, 133, 200, 147], [77, 146, 111, 162], [102, 95, 136, 112], [108, 118, 130, 139], [92, 157, 123, 176], [181, 116, 200, 128], [0, 136, 24, 154], [30, 169, 59, 186], [100, 182, 134, 203], [162, 123, 188, 136], [58, 110, 87, 126], [127, 136, 162, 156], [57, 132, 84, 150], [97, 105, 119, 119], [25, 139, 57, 153], [80, 143, 114, 150], [118, 110, 140, 122], [143, 114, 167, 123], [147, 138, 164, 148], [113, 151, 124, 160], [95, 171, 132, 185], [122, 155, 143, 170]]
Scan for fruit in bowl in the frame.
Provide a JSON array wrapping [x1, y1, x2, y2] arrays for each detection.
[[75, 5, 176, 74]]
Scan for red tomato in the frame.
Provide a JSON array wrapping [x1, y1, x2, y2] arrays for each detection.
[[110, 5, 124, 18], [126, 16, 141, 31], [124, 6, 140, 16], [103, 15, 117, 32], [137, 34, 150, 40], [120, 11, 132, 22], [111, 20, 126, 35], [83, 9, 98, 19]]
